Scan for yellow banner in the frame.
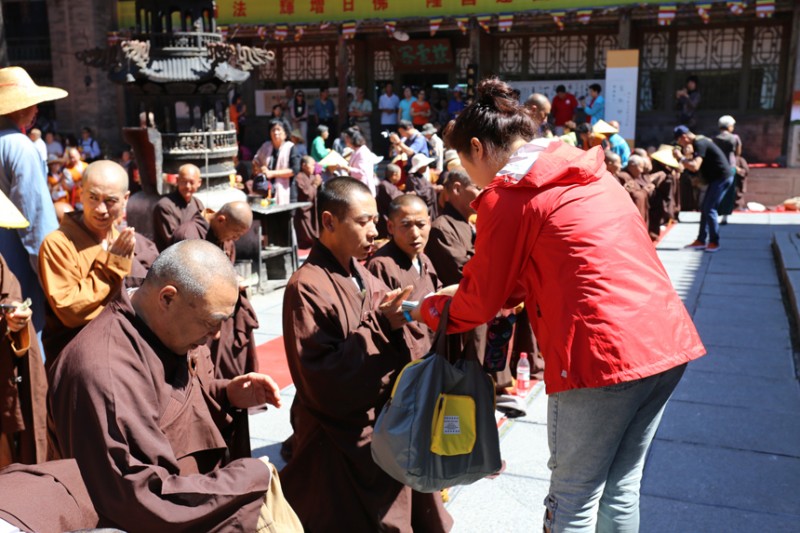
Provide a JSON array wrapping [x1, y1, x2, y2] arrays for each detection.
[[118, 0, 706, 27]]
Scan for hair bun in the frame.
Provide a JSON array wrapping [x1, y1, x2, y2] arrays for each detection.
[[476, 78, 517, 113]]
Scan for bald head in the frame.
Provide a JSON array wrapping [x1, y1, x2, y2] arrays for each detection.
[[83, 160, 129, 192], [213, 201, 253, 242], [388, 194, 428, 220], [608, 120, 621, 131], [177, 164, 201, 203], [525, 93, 551, 124], [145, 240, 238, 298], [178, 164, 201, 181]]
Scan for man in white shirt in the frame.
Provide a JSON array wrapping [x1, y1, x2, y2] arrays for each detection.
[[378, 82, 400, 156], [28, 128, 47, 163], [349, 88, 373, 148]]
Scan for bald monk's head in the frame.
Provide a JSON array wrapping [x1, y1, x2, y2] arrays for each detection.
[[79, 160, 130, 241], [134, 240, 238, 354], [212, 201, 253, 242], [177, 164, 201, 203], [387, 194, 430, 262], [317, 177, 378, 269], [525, 92, 551, 126]]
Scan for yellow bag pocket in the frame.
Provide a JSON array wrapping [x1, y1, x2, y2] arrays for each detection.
[[431, 394, 476, 456]]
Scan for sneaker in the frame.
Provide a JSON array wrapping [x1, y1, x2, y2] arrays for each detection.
[[705, 243, 720, 253], [685, 240, 706, 249]]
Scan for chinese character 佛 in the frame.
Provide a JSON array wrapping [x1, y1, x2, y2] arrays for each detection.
[[311, 0, 325, 13], [373, 0, 389, 10]]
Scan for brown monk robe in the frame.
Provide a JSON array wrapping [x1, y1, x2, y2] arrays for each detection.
[[367, 195, 440, 360], [0, 254, 47, 468], [0, 459, 99, 532], [294, 155, 321, 248], [172, 200, 257, 458], [376, 163, 404, 238], [281, 178, 453, 532], [48, 241, 298, 532], [39, 161, 138, 362], [152, 163, 204, 251]]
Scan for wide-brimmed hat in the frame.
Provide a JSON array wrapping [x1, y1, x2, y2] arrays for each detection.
[[0, 189, 29, 229], [443, 149, 460, 168], [290, 128, 304, 141], [420, 123, 437, 136], [592, 120, 618, 135], [0, 67, 67, 115], [409, 153, 436, 174], [651, 145, 681, 169], [46, 153, 62, 165]]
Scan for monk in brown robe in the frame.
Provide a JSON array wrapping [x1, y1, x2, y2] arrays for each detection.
[[281, 177, 453, 532], [0, 254, 47, 468], [0, 459, 99, 532], [152, 163, 204, 251], [376, 163, 403, 238], [48, 240, 301, 532], [367, 194, 440, 360], [172, 200, 252, 263], [425, 169, 541, 389], [39, 160, 145, 361], [294, 155, 321, 248], [172, 200, 258, 458]]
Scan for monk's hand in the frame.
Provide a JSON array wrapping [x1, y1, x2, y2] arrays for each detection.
[[379, 285, 413, 330], [109, 227, 136, 258], [227, 372, 282, 409], [4, 301, 31, 333]]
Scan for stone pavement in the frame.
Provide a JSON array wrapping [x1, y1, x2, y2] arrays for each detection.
[[246, 211, 800, 532]]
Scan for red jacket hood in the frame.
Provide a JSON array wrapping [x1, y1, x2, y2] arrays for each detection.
[[476, 140, 606, 209]]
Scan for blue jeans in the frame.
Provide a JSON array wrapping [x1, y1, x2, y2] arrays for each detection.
[[543, 364, 687, 533], [697, 174, 734, 245]]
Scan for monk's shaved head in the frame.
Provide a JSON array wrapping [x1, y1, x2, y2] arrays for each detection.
[[217, 201, 253, 229], [83, 160, 129, 193], [178, 164, 201, 180], [317, 176, 372, 228], [388, 194, 428, 220], [146, 240, 237, 298]]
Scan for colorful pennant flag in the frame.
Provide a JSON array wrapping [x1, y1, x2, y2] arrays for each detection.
[[342, 21, 356, 40], [658, 4, 677, 26], [551, 11, 565, 31], [755, 0, 774, 18], [498, 14, 513, 32], [274, 25, 288, 41], [384, 20, 396, 37], [106, 31, 120, 46], [696, 3, 712, 23], [294, 25, 305, 41], [257, 26, 267, 40], [576, 10, 592, 25], [477, 15, 492, 34], [429, 17, 442, 37], [456, 17, 470, 35], [727, 1, 745, 15]]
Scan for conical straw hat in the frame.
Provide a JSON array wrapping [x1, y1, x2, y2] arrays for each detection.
[[0, 66, 68, 115], [592, 120, 618, 135], [0, 189, 29, 228]]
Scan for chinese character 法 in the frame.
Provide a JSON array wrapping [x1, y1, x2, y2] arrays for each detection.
[[233, 0, 247, 17]]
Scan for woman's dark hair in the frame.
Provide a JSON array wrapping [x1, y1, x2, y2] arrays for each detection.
[[344, 127, 366, 148], [269, 120, 287, 134], [589, 83, 602, 93], [686, 75, 699, 86], [443, 77, 536, 163]]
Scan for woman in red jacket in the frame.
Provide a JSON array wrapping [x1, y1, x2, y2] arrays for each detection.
[[415, 78, 705, 532]]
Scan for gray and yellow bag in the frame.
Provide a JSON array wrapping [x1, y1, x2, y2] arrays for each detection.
[[371, 303, 502, 493]]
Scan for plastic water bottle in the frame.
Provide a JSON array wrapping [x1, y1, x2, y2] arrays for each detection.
[[516, 352, 531, 396]]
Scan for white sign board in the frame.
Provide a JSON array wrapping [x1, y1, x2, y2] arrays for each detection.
[[605, 50, 640, 143], [507, 80, 604, 104]]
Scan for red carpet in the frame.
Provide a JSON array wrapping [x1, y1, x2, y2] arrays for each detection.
[[255, 337, 293, 390]]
